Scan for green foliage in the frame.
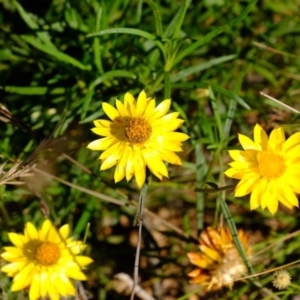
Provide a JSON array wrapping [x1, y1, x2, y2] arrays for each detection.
[[1, 0, 300, 299]]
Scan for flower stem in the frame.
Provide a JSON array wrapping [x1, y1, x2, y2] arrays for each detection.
[[218, 193, 255, 274], [130, 180, 149, 300]]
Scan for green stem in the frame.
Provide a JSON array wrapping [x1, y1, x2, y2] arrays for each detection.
[[164, 72, 171, 99], [195, 143, 205, 232], [73, 197, 96, 238], [148, 72, 164, 94], [218, 193, 255, 274]]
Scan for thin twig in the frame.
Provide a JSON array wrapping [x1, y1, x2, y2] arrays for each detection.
[[114, 273, 156, 300], [260, 92, 300, 114], [35, 167, 199, 241], [130, 182, 148, 300]]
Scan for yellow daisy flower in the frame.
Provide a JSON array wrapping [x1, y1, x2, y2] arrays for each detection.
[[225, 124, 300, 214], [187, 226, 251, 290], [1, 220, 93, 300], [87, 90, 189, 187]]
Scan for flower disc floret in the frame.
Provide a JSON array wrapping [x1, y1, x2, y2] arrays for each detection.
[[87, 90, 190, 187], [35, 242, 60, 265], [1, 220, 93, 300], [125, 118, 152, 143], [225, 124, 300, 214]]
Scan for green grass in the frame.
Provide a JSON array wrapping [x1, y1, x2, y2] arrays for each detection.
[[1, 0, 300, 299]]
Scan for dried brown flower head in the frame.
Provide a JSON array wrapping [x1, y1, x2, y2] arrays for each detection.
[[187, 226, 251, 290]]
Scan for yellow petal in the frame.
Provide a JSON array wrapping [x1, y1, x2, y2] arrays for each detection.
[[133, 150, 146, 187], [47, 225, 61, 244], [100, 141, 122, 160], [2, 246, 22, 256], [144, 99, 156, 118], [269, 127, 285, 149], [238, 134, 261, 151], [253, 124, 268, 150], [151, 112, 179, 127], [283, 132, 300, 153], [66, 268, 87, 280], [40, 219, 52, 240], [125, 147, 134, 181], [152, 119, 184, 134], [281, 170, 300, 193], [124, 92, 136, 107], [75, 256, 93, 267], [54, 274, 75, 296], [87, 137, 115, 151], [165, 131, 190, 143], [149, 99, 171, 121], [234, 175, 259, 197], [29, 274, 41, 300], [59, 224, 70, 240], [93, 119, 111, 128], [278, 183, 299, 209], [114, 163, 126, 183], [25, 222, 39, 240], [116, 99, 130, 117], [228, 150, 248, 162], [260, 181, 278, 213], [1, 262, 18, 276], [8, 233, 26, 248], [229, 161, 254, 170], [11, 263, 35, 291], [142, 150, 168, 179], [284, 144, 300, 160], [224, 168, 245, 179], [100, 155, 118, 170], [91, 127, 112, 137], [102, 102, 120, 120], [136, 90, 148, 116], [250, 184, 261, 210], [157, 149, 182, 165]]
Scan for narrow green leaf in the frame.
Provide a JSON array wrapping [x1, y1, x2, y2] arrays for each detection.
[[15, 1, 56, 48], [252, 64, 278, 85], [209, 87, 224, 141], [172, 0, 191, 39], [145, 0, 163, 36], [80, 70, 136, 119], [171, 54, 236, 82], [223, 66, 248, 139], [174, 0, 258, 65], [3, 86, 65, 95], [93, 7, 104, 72], [87, 28, 166, 58], [87, 27, 156, 40], [14, 1, 38, 30], [163, 7, 182, 38], [210, 84, 251, 110], [135, 0, 143, 24], [21, 35, 91, 70]]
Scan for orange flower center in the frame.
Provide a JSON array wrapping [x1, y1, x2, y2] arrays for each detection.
[[125, 118, 152, 144], [35, 242, 60, 265], [258, 152, 286, 179]]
